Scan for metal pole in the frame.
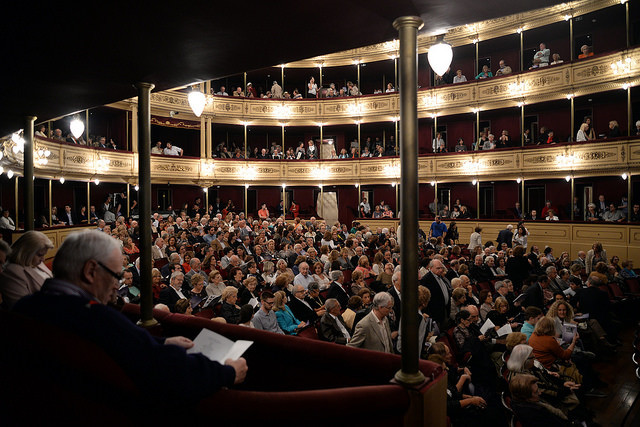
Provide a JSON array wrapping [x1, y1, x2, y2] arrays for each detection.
[[476, 180, 480, 219], [281, 125, 285, 154], [357, 184, 361, 217], [126, 184, 130, 218], [319, 185, 323, 218], [48, 179, 52, 226], [626, 2, 630, 48], [569, 19, 574, 61], [519, 32, 524, 72], [282, 186, 286, 217], [244, 124, 248, 158], [627, 87, 632, 137], [357, 64, 361, 91], [570, 177, 575, 221], [125, 110, 129, 151], [136, 82, 157, 328], [244, 185, 248, 217], [87, 181, 90, 224], [628, 173, 632, 223], [86, 110, 90, 145], [281, 67, 285, 92], [319, 66, 323, 88], [433, 115, 438, 153], [475, 111, 480, 150], [394, 57, 398, 89], [393, 15, 426, 386], [23, 116, 36, 231], [570, 96, 575, 140], [475, 41, 479, 76], [395, 120, 398, 154], [243, 72, 247, 94], [521, 104, 525, 146], [521, 179, 526, 214], [15, 178, 19, 228]]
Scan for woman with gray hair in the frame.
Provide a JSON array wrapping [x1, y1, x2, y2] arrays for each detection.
[[507, 344, 582, 415], [0, 231, 54, 308]]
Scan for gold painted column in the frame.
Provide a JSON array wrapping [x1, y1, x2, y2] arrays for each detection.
[[569, 17, 574, 61], [519, 31, 524, 72], [15, 177, 19, 228], [627, 86, 632, 137], [131, 103, 138, 154], [23, 116, 36, 231], [570, 177, 575, 221], [521, 179, 526, 216], [520, 103, 525, 146], [87, 181, 91, 223], [244, 123, 248, 158], [393, 15, 426, 386], [569, 95, 575, 140], [282, 184, 286, 217], [200, 116, 206, 158], [244, 184, 248, 217], [126, 184, 130, 218], [206, 117, 213, 158], [476, 180, 480, 219]]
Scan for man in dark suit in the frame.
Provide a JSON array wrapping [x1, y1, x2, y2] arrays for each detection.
[[496, 224, 514, 248], [513, 202, 523, 219], [318, 298, 350, 344], [420, 259, 452, 328], [388, 271, 402, 333], [161, 253, 183, 280], [576, 274, 614, 337], [521, 274, 548, 310], [127, 257, 141, 288], [62, 205, 78, 226], [159, 271, 188, 312], [289, 284, 320, 323], [327, 270, 349, 309]]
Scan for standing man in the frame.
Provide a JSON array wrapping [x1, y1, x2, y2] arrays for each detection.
[[496, 224, 513, 249], [429, 216, 447, 239], [347, 292, 395, 353], [420, 259, 452, 328]]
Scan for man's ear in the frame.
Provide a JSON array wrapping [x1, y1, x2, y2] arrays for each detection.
[[82, 259, 98, 285]]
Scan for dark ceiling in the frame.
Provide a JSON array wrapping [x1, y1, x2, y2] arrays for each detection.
[[1, 0, 561, 136]]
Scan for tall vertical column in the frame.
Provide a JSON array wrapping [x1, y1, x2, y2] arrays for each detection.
[[200, 116, 206, 158], [520, 104, 525, 146], [569, 18, 574, 61], [131, 104, 139, 154], [519, 32, 524, 72], [48, 179, 52, 226], [23, 116, 37, 231], [627, 86, 632, 137], [206, 117, 213, 158], [136, 82, 157, 328], [569, 96, 575, 140], [393, 16, 426, 386], [570, 177, 575, 221]]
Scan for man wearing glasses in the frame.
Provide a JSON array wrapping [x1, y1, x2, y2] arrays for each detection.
[[13, 230, 247, 402], [252, 291, 284, 334], [347, 292, 395, 353]]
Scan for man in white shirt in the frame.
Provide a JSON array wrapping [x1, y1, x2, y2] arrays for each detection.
[[0, 210, 16, 230], [359, 198, 371, 217], [533, 43, 550, 65], [151, 141, 163, 154], [163, 142, 183, 156], [293, 262, 315, 290], [215, 86, 229, 96]]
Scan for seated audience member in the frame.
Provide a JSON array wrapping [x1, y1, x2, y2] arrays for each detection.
[[454, 138, 466, 152], [252, 291, 284, 334], [578, 44, 594, 59], [576, 123, 589, 142], [0, 231, 54, 309], [205, 271, 226, 298], [0, 209, 16, 230], [163, 142, 183, 156], [453, 69, 467, 83], [507, 344, 581, 415], [397, 285, 435, 358], [174, 298, 193, 315], [342, 295, 363, 331], [550, 53, 564, 65], [601, 203, 625, 222], [475, 65, 493, 79], [238, 304, 254, 327], [219, 286, 241, 324], [607, 120, 621, 138], [273, 290, 306, 335], [495, 59, 512, 76], [238, 276, 258, 306], [289, 284, 320, 323], [347, 292, 395, 353], [319, 298, 351, 344], [159, 271, 188, 312], [13, 230, 247, 404], [509, 374, 571, 426]]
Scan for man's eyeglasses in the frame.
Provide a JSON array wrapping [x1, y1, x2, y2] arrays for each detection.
[[96, 260, 125, 286]]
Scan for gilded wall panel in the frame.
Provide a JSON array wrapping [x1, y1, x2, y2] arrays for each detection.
[[572, 225, 627, 243]]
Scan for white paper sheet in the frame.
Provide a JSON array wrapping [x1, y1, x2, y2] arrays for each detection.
[[480, 318, 495, 335], [187, 329, 253, 362]]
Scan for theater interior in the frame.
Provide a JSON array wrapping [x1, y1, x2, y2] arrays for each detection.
[[1, 0, 640, 425]]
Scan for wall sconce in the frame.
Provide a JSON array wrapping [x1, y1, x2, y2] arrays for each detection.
[[59, 177, 65, 184], [621, 173, 628, 180]]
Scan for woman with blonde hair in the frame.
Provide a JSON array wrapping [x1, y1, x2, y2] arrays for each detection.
[[354, 255, 371, 278], [0, 231, 54, 308], [273, 290, 306, 335], [576, 122, 589, 142]]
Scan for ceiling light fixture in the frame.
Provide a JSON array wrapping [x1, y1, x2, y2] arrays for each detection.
[[188, 86, 206, 117], [59, 177, 65, 184], [427, 36, 453, 77]]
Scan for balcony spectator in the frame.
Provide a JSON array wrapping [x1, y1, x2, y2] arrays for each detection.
[[475, 65, 493, 79], [432, 133, 444, 153], [495, 59, 512, 76], [283, 91, 291, 99], [361, 146, 372, 157], [436, 141, 448, 153], [540, 200, 558, 219], [382, 205, 393, 218], [338, 148, 349, 159], [595, 194, 607, 214], [578, 45, 594, 59], [453, 69, 467, 83], [550, 53, 564, 65], [385, 83, 395, 93], [435, 67, 453, 86], [347, 81, 361, 96], [583, 117, 596, 140], [271, 81, 283, 99], [533, 42, 550, 65], [482, 134, 496, 150], [292, 89, 302, 99], [0, 209, 16, 230], [576, 123, 588, 142], [585, 203, 600, 222], [96, 137, 109, 149], [307, 140, 318, 159], [475, 131, 487, 150], [497, 130, 511, 148], [635, 120, 640, 136], [607, 120, 620, 138], [544, 209, 559, 221], [215, 86, 228, 96], [526, 209, 539, 221], [630, 204, 640, 222], [295, 142, 306, 159], [258, 204, 270, 221], [601, 204, 625, 223], [51, 128, 64, 141], [151, 141, 163, 154], [232, 87, 244, 97], [307, 77, 317, 98], [523, 128, 532, 144], [35, 125, 47, 137], [454, 138, 466, 152], [373, 145, 384, 157], [164, 142, 183, 156], [543, 130, 558, 144], [246, 82, 257, 98]]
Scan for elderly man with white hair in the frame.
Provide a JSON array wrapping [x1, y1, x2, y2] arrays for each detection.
[[319, 298, 351, 344], [159, 271, 187, 312], [293, 262, 314, 290], [13, 230, 247, 405], [347, 292, 395, 353]]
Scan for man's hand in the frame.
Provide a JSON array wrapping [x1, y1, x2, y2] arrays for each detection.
[[225, 357, 248, 384], [391, 331, 399, 340], [165, 336, 194, 349]]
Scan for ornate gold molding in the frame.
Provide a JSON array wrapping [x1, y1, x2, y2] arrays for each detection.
[[24, 137, 640, 186]]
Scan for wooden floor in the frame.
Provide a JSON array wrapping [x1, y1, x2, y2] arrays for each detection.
[[586, 326, 640, 427]]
